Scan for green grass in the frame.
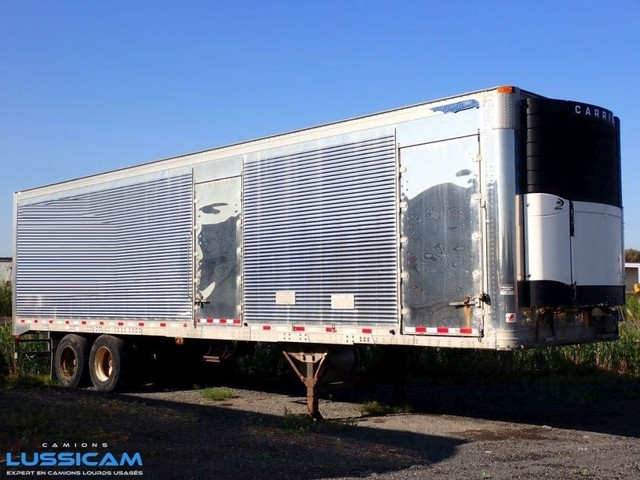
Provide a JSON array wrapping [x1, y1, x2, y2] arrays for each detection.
[[282, 408, 317, 436], [0, 323, 15, 379], [0, 320, 52, 382], [625, 294, 640, 322], [0, 282, 11, 317], [1, 373, 52, 390], [359, 400, 413, 417], [200, 386, 237, 401]]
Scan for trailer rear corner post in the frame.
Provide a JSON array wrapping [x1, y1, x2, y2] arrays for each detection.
[[282, 349, 330, 420]]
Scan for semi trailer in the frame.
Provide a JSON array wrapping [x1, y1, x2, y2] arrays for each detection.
[[13, 86, 624, 416]]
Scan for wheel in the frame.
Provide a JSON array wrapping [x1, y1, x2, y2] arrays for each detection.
[[89, 335, 129, 392], [54, 334, 90, 388]]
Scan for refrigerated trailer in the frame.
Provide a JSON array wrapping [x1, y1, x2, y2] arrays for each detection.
[[13, 86, 624, 416]]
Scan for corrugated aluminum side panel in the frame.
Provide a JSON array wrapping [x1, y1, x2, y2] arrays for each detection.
[[16, 174, 193, 319], [243, 133, 398, 324]]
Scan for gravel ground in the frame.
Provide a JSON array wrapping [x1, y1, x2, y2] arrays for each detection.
[[2, 377, 640, 479]]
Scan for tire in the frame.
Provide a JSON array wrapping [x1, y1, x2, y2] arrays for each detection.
[[89, 335, 129, 392], [54, 334, 90, 388]]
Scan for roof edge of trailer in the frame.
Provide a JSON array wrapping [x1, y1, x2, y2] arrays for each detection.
[[16, 85, 526, 195]]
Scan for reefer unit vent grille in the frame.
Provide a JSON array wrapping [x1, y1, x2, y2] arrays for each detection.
[[243, 134, 399, 324], [16, 174, 193, 319]]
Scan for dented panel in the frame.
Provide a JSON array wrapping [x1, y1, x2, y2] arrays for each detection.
[[399, 136, 483, 334], [194, 177, 241, 320]]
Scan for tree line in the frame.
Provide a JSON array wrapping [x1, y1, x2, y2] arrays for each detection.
[[627, 249, 640, 263]]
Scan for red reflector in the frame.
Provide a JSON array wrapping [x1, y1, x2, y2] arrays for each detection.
[[183, 323, 188, 327], [415, 327, 427, 333], [437, 327, 449, 334], [160, 322, 167, 327], [20, 319, 26, 324], [293, 326, 305, 332], [99, 321, 105, 326], [138, 322, 145, 327], [118, 322, 124, 326], [81, 321, 87, 325], [460, 327, 472, 334], [33, 319, 39, 324], [65, 321, 70, 325], [362, 328, 372, 334], [263, 325, 271, 331], [220, 318, 227, 324], [326, 327, 335, 333], [233, 318, 241, 324], [207, 318, 214, 324], [49, 320, 54, 324]]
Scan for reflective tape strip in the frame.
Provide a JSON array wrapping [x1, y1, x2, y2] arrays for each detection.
[[405, 326, 478, 336], [248, 324, 340, 333], [197, 318, 242, 326], [20, 319, 191, 328]]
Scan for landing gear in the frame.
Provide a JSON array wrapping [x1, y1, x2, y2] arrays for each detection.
[[282, 350, 329, 420]]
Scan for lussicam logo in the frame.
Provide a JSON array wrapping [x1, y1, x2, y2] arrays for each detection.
[[555, 198, 565, 210], [6, 451, 143, 467]]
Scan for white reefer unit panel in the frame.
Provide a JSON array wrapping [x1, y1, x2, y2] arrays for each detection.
[[524, 193, 572, 285], [572, 201, 623, 288]]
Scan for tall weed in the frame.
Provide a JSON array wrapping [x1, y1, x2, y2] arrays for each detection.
[[0, 324, 50, 380], [0, 282, 11, 317], [0, 323, 15, 379]]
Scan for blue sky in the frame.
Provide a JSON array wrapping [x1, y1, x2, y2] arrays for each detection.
[[1, 0, 639, 256]]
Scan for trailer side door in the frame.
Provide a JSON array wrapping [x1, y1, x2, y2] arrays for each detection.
[[194, 177, 242, 322], [399, 135, 484, 336]]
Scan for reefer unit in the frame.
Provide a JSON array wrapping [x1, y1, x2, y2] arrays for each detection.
[[14, 86, 624, 357]]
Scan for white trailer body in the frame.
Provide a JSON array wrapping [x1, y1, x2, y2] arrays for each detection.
[[13, 86, 624, 353]]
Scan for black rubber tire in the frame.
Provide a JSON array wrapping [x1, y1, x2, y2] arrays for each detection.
[[54, 334, 90, 388], [89, 335, 129, 392]]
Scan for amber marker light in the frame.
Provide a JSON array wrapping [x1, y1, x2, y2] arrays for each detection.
[[497, 86, 515, 93]]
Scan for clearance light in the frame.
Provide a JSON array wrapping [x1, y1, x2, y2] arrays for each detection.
[[497, 86, 515, 93]]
